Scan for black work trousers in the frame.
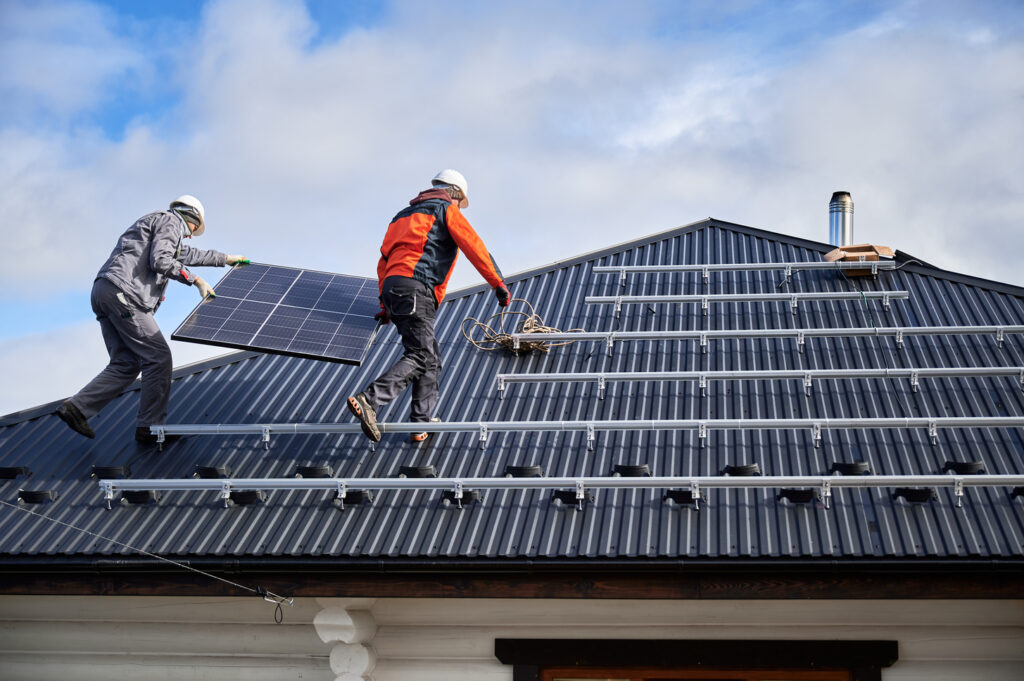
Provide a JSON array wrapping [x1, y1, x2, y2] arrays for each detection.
[[362, 276, 441, 422]]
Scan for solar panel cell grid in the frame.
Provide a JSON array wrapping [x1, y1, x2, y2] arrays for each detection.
[[172, 263, 379, 365]]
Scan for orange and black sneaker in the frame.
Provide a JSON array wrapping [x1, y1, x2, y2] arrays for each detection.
[[347, 394, 381, 442], [411, 417, 441, 443]]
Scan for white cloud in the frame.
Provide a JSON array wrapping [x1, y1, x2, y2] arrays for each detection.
[[1, 0, 1023, 413]]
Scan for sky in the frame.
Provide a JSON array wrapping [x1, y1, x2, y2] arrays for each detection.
[[1, 0, 1022, 416]]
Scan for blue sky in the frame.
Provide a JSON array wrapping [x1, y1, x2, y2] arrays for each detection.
[[1, 0, 1023, 414]]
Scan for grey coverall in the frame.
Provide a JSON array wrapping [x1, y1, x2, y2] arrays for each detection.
[[68, 211, 226, 427]]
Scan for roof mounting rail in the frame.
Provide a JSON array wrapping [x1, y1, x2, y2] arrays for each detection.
[[493, 366, 1024, 398], [587, 290, 909, 318], [153, 416, 1024, 451], [94, 475, 1024, 513], [507, 325, 1024, 358], [594, 260, 898, 287]]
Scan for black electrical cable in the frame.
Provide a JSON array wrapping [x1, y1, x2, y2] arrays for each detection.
[[0, 498, 293, 622]]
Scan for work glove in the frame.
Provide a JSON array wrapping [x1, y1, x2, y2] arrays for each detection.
[[225, 255, 250, 266], [374, 305, 390, 325], [494, 284, 511, 307], [194, 276, 216, 299]]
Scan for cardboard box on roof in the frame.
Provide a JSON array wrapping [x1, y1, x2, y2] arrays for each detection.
[[824, 243, 895, 276]]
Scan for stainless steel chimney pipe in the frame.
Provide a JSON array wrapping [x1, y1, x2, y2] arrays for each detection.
[[829, 191, 854, 246]]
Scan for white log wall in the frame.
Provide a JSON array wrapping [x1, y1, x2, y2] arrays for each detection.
[[1, 596, 1022, 681]]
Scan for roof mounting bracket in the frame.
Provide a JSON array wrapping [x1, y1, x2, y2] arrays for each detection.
[[896, 329, 904, 350], [821, 480, 832, 509], [700, 333, 708, 354], [219, 481, 232, 508], [575, 480, 586, 511], [101, 481, 115, 510], [335, 481, 347, 510], [797, 331, 806, 354], [812, 422, 823, 448], [478, 424, 488, 450], [597, 375, 606, 400], [587, 423, 596, 451], [698, 421, 707, 448], [606, 334, 615, 357], [497, 376, 506, 399], [261, 426, 271, 450], [699, 374, 707, 398], [702, 297, 709, 316], [954, 478, 965, 508], [997, 326, 1005, 348], [929, 420, 938, 446], [804, 373, 813, 396], [791, 295, 799, 316]]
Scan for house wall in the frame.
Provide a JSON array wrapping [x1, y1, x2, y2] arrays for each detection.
[[1, 596, 1021, 681]]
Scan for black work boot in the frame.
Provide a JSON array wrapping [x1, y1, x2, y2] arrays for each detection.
[[57, 401, 95, 439], [347, 393, 381, 442]]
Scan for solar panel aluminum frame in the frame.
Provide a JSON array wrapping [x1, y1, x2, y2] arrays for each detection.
[[171, 262, 381, 366]]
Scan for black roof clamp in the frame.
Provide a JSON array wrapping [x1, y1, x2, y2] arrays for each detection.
[[0, 467, 30, 481]]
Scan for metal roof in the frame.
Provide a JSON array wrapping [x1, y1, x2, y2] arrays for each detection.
[[1, 218, 1023, 562]]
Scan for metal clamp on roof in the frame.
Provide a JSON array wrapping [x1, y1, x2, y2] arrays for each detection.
[[101, 481, 115, 510]]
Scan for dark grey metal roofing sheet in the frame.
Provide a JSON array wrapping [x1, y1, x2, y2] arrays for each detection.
[[1, 219, 1023, 561]]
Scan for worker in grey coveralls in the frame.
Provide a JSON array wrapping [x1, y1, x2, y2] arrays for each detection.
[[56, 195, 247, 444]]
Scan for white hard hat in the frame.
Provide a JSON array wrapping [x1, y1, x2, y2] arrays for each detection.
[[431, 169, 469, 208], [170, 194, 205, 235]]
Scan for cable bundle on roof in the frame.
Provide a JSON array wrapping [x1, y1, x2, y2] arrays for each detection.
[[462, 298, 585, 354]]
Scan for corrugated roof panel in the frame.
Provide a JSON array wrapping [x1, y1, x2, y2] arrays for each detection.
[[1, 219, 1023, 563]]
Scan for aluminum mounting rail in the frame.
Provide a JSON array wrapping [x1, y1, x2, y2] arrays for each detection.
[[495, 366, 1024, 399], [507, 325, 1024, 356], [97, 474, 1024, 511], [594, 260, 898, 286], [152, 416, 1024, 451], [585, 290, 910, 317]]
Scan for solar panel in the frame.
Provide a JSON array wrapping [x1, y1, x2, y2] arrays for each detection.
[[172, 263, 380, 365]]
